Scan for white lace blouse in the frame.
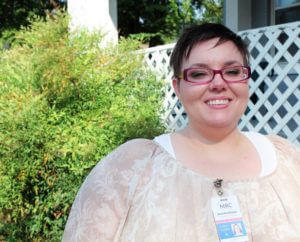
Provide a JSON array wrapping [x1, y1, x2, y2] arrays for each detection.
[[62, 133, 300, 242]]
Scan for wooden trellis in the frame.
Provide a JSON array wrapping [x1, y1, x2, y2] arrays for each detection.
[[143, 22, 300, 146]]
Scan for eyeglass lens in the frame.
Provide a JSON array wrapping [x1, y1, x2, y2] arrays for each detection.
[[186, 66, 249, 83]]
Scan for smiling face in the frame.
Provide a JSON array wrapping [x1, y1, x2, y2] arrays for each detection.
[[173, 38, 249, 131]]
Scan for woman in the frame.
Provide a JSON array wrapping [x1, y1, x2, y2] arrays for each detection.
[[232, 223, 244, 237], [63, 23, 300, 241]]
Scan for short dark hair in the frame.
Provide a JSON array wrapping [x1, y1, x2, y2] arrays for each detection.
[[170, 23, 250, 79]]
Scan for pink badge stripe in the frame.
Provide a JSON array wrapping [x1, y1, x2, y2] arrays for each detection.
[[216, 217, 243, 224]]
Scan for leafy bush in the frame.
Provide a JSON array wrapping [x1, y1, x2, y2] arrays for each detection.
[[0, 12, 165, 241]]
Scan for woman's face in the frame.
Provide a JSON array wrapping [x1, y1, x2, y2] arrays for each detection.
[[173, 38, 249, 130], [234, 224, 242, 233]]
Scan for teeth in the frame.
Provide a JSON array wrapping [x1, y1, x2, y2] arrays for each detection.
[[207, 99, 229, 105]]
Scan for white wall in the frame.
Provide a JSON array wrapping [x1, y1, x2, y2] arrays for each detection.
[[68, 0, 118, 45], [224, 0, 252, 32], [224, 0, 273, 32]]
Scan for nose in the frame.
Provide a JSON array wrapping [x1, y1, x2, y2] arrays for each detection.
[[208, 72, 227, 92]]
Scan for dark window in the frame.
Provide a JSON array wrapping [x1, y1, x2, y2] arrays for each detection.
[[275, 1, 300, 24]]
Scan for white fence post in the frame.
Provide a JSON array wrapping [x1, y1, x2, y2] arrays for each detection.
[[68, 0, 118, 46]]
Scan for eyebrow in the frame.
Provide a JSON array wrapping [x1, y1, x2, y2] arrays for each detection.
[[188, 61, 243, 68]]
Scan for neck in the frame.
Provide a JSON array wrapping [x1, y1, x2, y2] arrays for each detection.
[[182, 123, 241, 145]]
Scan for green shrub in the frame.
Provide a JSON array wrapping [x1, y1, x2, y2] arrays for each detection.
[[0, 12, 165, 241]]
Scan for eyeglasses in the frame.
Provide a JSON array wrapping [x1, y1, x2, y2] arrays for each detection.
[[179, 66, 251, 85]]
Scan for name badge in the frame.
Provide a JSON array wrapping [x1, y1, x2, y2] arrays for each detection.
[[211, 195, 248, 242]]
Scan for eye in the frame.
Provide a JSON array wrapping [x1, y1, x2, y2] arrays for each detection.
[[188, 69, 210, 79], [224, 67, 242, 76]]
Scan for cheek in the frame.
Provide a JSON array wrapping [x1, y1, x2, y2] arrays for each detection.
[[243, 86, 249, 101], [237, 86, 249, 112], [232, 84, 249, 99], [178, 84, 206, 102]]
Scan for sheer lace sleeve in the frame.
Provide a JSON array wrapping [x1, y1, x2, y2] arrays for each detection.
[[62, 139, 155, 242], [267, 134, 300, 164]]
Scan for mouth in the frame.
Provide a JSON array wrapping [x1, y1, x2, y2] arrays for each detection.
[[206, 99, 231, 106]]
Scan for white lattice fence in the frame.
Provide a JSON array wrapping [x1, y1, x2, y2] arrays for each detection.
[[143, 22, 300, 146]]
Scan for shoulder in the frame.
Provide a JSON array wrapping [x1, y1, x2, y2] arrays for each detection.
[[88, 138, 161, 178], [117, 138, 158, 154], [245, 131, 299, 153], [103, 138, 159, 165], [265, 134, 299, 155], [63, 139, 160, 241], [75, 138, 160, 199], [263, 134, 300, 169], [73, 138, 161, 207], [243, 131, 299, 166]]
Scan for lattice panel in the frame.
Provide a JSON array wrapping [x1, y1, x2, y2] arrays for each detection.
[[239, 22, 300, 146], [143, 22, 300, 146], [143, 43, 189, 130]]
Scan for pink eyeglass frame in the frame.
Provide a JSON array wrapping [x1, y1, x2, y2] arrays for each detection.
[[179, 66, 251, 85]]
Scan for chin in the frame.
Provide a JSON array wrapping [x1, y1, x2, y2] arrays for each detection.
[[188, 109, 242, 130], [207, 121, 236, 129], [202, 117, 239, 130]]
